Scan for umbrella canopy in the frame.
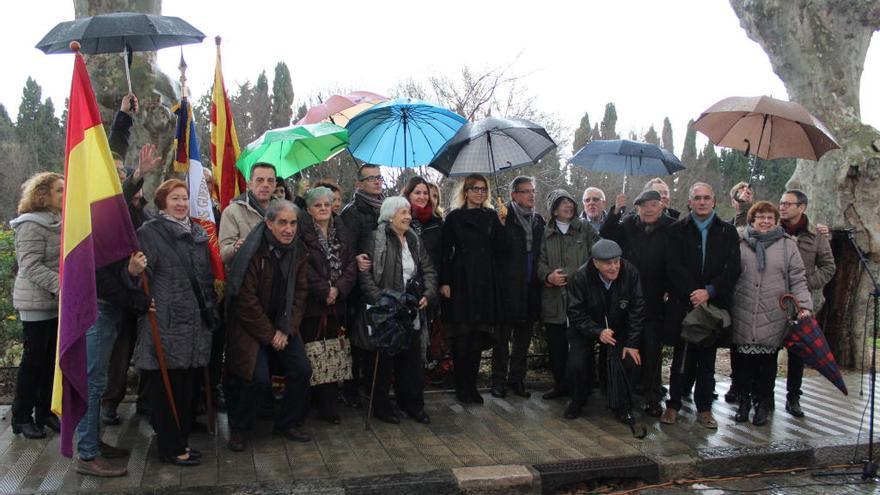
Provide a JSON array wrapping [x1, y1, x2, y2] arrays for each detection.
[[296, 91, 387, 127], [694, 95, 839, 161], [36, 12, 204, 54], [366, 290, 420, 357], [780, 295, 848, 395], [569, 139, 683, 193], [236, 122, 349, 180], [346, 98, 467, 168], [429, 117, 557, 177]]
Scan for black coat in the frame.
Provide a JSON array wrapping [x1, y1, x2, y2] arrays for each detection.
[[411, 214, 443, 275], [600, 210, 673, 322], [664, 213, 742, 345], [497, 202, 545, 323], [340, 194, 380, 256], [440, 207, 507, 324], [567, 259, 645, 349]]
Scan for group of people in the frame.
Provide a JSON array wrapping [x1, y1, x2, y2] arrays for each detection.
[[8, 92, 837, 478]]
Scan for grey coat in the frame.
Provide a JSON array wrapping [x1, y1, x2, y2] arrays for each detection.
[[359, 225, 438, 307], [537, 218, 598, 324], [731, 234, 813, 348], [134, 217, 216, 370], [11, 211, 61, 318]]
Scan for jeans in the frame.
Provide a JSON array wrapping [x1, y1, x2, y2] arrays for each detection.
[[225, 335, 311, 432], [667, 343, 717, 413], [12, 318, 58, 425], [76, 302, 122, 460], [492, 322, 534, 386]]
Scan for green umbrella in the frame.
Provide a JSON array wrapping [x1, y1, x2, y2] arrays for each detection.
[[236, 122, 349, 180]]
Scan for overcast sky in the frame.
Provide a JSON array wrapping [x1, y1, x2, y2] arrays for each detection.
[[3, 0, 878, 155]]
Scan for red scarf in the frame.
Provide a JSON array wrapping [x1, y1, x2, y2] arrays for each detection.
[[781, 215, 807, 236], [411, 203, 434, 223]]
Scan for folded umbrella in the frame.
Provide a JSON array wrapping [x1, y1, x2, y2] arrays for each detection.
[[780, 294, 847, 395], [569, 139, 683, 194], [604, 345, 648, 439], [296, 91, 387, 127], [236, 123, 348, 180]]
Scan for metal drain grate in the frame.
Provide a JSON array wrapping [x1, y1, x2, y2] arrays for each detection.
[[534, 455, 659, 495]]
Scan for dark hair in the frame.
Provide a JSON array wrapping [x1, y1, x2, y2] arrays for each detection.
[[401, 176, 436, 211], [784, 189, 809, 206], [154, 179, 188, 210], [313, 179, 340, 193], [510, 176, 535, 194], [357, 163, 380, 180], [274, 180, 293, 200], [746, 200, 780, 225], [250, 162, 277, 178]]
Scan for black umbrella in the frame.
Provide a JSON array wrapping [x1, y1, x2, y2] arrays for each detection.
[[603, 317, 647, 439], [36, 12, 205, 93]]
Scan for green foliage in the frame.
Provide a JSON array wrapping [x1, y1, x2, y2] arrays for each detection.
[[15, 78, 63, 172], [644, 125, 659, 145], [270, 62, 294, 129], [252, 71, 271, 137], [192, 89, 213, 166], [0, 227, 23, 366], [713, 148, 796, 202], [662, 117, 674, 153], [600, 102, 619, 140], [572, 112, 591, 153], [681, 119, 697, 167]]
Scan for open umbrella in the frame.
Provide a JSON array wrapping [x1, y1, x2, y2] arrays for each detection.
[[346, 98, 467, 167], [36, 12, 205, 94], [236, 122, 349, 180], [569, 139, 683, 194], [429, 117, 557, 177], [296, 91, 387, 127], [693, 95, 839, 183], [779, 294, 848, 395]]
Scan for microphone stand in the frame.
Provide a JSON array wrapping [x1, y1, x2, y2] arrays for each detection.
[[848, 229, 880, 480]]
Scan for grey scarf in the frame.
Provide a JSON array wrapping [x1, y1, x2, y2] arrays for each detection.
[[355, 189, 385, 212], [745, 225, 785, 272], [510, 201, 538, 251], [157, 210, 192, 233]]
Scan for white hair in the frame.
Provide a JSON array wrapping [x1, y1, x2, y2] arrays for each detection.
[[378, 196, 410, 224], [688, 182, 715, 199], [582, 187, 606, 202]]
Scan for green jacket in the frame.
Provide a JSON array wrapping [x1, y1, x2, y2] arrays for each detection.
[[537, 218, 599, 324]]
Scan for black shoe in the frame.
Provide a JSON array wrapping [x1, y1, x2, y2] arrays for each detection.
[[185, 448, 202, 459], [490, 385, 506, 399], [322, 414, 342, 425], [213, 388, 227, 411], [374, 412, 400, 425], [273, 426, 312, 442], [469, 388, 484, 405], [341, 393, 362, 409], [12, 422, 46, 439], [39, 415, 61, 433], [508, 382, 531, 398], [101, 409, 121, 426], [542, 389, 568, 400], [724, 388, 739, 404], [735, 397, 752, 423], [644, 402, 663, 418], [455, 390, 472, 404], [753, 400, 771, 426], [99, 441, 130, 459], [785, 398, 805, 418], [563, 402, 581, 420], [227, 432, 247, 452], [406, 410, 431, 424], [615, 409, 635, 425], [160, 453, 201, 466]]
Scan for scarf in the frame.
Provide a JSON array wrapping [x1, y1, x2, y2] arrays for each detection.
[[510, 201, 538, 251], [411, 203, 433, 223], [247, 190, 268, 218], [745, 225, 785, 272], [781, 215, 808, 236], [355, 188, 385, 212], [264, 227, 298, 332], [316, 220, 343, 285], [157, 210, 192, 233], [690, 211, 716, 271]]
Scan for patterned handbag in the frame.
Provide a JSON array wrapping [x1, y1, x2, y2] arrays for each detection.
[[305, 309, 353, 386]]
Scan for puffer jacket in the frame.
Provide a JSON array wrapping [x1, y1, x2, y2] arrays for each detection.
[[11, 211, 61, 317], [134, 217, 216, 370], [731, 233, 812, 347], [219, 193, 266, 265]]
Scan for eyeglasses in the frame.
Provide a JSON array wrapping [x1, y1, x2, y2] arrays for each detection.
[[584, 197, 603, 203], [359, 175, 384, 182], [468, 187, 489, 193], [779, 202, 802, 208]]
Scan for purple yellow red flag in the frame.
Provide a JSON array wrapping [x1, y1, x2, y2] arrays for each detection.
[[51, 48, 139, 457], [210, 37, 245, 211]]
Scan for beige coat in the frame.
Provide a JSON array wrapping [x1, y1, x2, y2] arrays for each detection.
[[731, 234, 813, 347], [792, 216, 836, 310], [11, 211, 61, 317], [218, 195, 264, 265]]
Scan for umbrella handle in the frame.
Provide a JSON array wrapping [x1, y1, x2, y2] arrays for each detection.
[[778, 294, 802, 316]]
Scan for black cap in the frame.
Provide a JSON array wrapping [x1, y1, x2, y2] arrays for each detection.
[[591, 239, 623, 260], [634, 189, 661, 206]]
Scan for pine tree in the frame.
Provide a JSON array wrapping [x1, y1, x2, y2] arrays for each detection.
[[590, 123, 601, 141], [270, 62, 294, 129], [294, 103, 308, 123], [16, 78, 63, 171], [230, 81, 255, 145], [599, 102, 619, 140], [644, 125, 659, 145], [572, 112, 591, 153], [681, 119, 697, 168], [0, 104, 14, 142], [252, 71, 271, 137], [661, 117, 674, 153]]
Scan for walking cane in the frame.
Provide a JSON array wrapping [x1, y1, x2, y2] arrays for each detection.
[[140, 272, 181, 430], [365, 352, 380, 431]]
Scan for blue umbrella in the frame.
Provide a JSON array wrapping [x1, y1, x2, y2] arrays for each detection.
[[569, 139, 684, 193], [346, 98, 467, 167]]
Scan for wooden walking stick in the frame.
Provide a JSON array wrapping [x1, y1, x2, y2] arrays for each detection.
[[141, 272, 181, 430]]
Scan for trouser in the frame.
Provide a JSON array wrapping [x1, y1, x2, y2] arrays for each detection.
[[566, 329, 597, 408], [209, 318, 226, 394], [225, 336, 311, 432], [12, 318, 58, 425], [102, 309, 147, 413], [143, 368, 197, 459], [311, 383, 338, 418], [366, 343, 425, 417], [491, 322, 533, 386], [76, 302, 121, 460], [786, 349, 804, 401], [727, 347, 743, 395], [732, 351, 779, 402], [450, 329, 486, 397], [667, 343, 717, 413], [639, 320, 665, 404], [545, 323, 569, 391]]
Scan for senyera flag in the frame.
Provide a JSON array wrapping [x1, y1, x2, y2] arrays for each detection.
[[210, 36, 244, 211], [172, 96, 224, 282], [52, 47, 139, 457]]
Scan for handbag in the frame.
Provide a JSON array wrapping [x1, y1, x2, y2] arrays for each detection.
[[304, 309, 353, 386]]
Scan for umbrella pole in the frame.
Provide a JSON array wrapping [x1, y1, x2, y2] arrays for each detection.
[[122, 45, 133, 95], [747, 114, 769, 186]]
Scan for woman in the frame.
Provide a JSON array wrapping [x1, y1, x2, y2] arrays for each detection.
[[731, 201, 812, 426], [427, 182, 444, 217], [313, 179, 344, 216], [536, 189, 598, 400], [359, 197, 437, 424], [135, 179, 216, 465], [299, 187, 357, 424], [440, 174, 506, 404], [11, 172, 63, 439]]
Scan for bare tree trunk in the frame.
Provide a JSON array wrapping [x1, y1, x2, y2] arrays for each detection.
[[730, 0, 880, 366]]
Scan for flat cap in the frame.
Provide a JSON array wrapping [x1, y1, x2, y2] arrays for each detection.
[[634, 189, 661, 206], [591, 239, 623, 260]]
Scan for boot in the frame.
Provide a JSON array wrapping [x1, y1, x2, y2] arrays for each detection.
[[753, 399, 771, 426], [734, 396, 751, 422]]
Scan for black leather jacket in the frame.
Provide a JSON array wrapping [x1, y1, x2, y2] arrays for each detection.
[[566, 259, 645, 349]]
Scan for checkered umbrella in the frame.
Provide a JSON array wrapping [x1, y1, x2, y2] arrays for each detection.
[[780, 294, 848, 395]]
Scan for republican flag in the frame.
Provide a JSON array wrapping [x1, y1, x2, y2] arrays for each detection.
[[173, 96, 225, 282], [52, 50, 139, 457], [210, 38, 245, 211]]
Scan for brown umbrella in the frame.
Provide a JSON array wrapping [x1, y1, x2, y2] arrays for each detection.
[[694, 95, 839, 181]]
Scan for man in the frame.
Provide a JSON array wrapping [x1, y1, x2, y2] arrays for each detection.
[[565, 239, 645, 422], [224, 201, 311, 451], [219, 162, 278, 265], [662, 183, 741, 429], [643, 177, 680, 219], [339, 163, 385, 407], [581, 187, 608, 232], [729, 181, 754, 227], [779, 189, 836, 417], [601, 189, 673, 417], [493, 176, 545, 398]]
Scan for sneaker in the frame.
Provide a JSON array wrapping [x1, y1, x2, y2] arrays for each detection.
[[697, 411, 718, 429], [76, 456, 127, 477]]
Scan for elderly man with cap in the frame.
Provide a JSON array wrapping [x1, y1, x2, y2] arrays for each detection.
[[601, 189, 673, 417], [564, 239, 646, 422]]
